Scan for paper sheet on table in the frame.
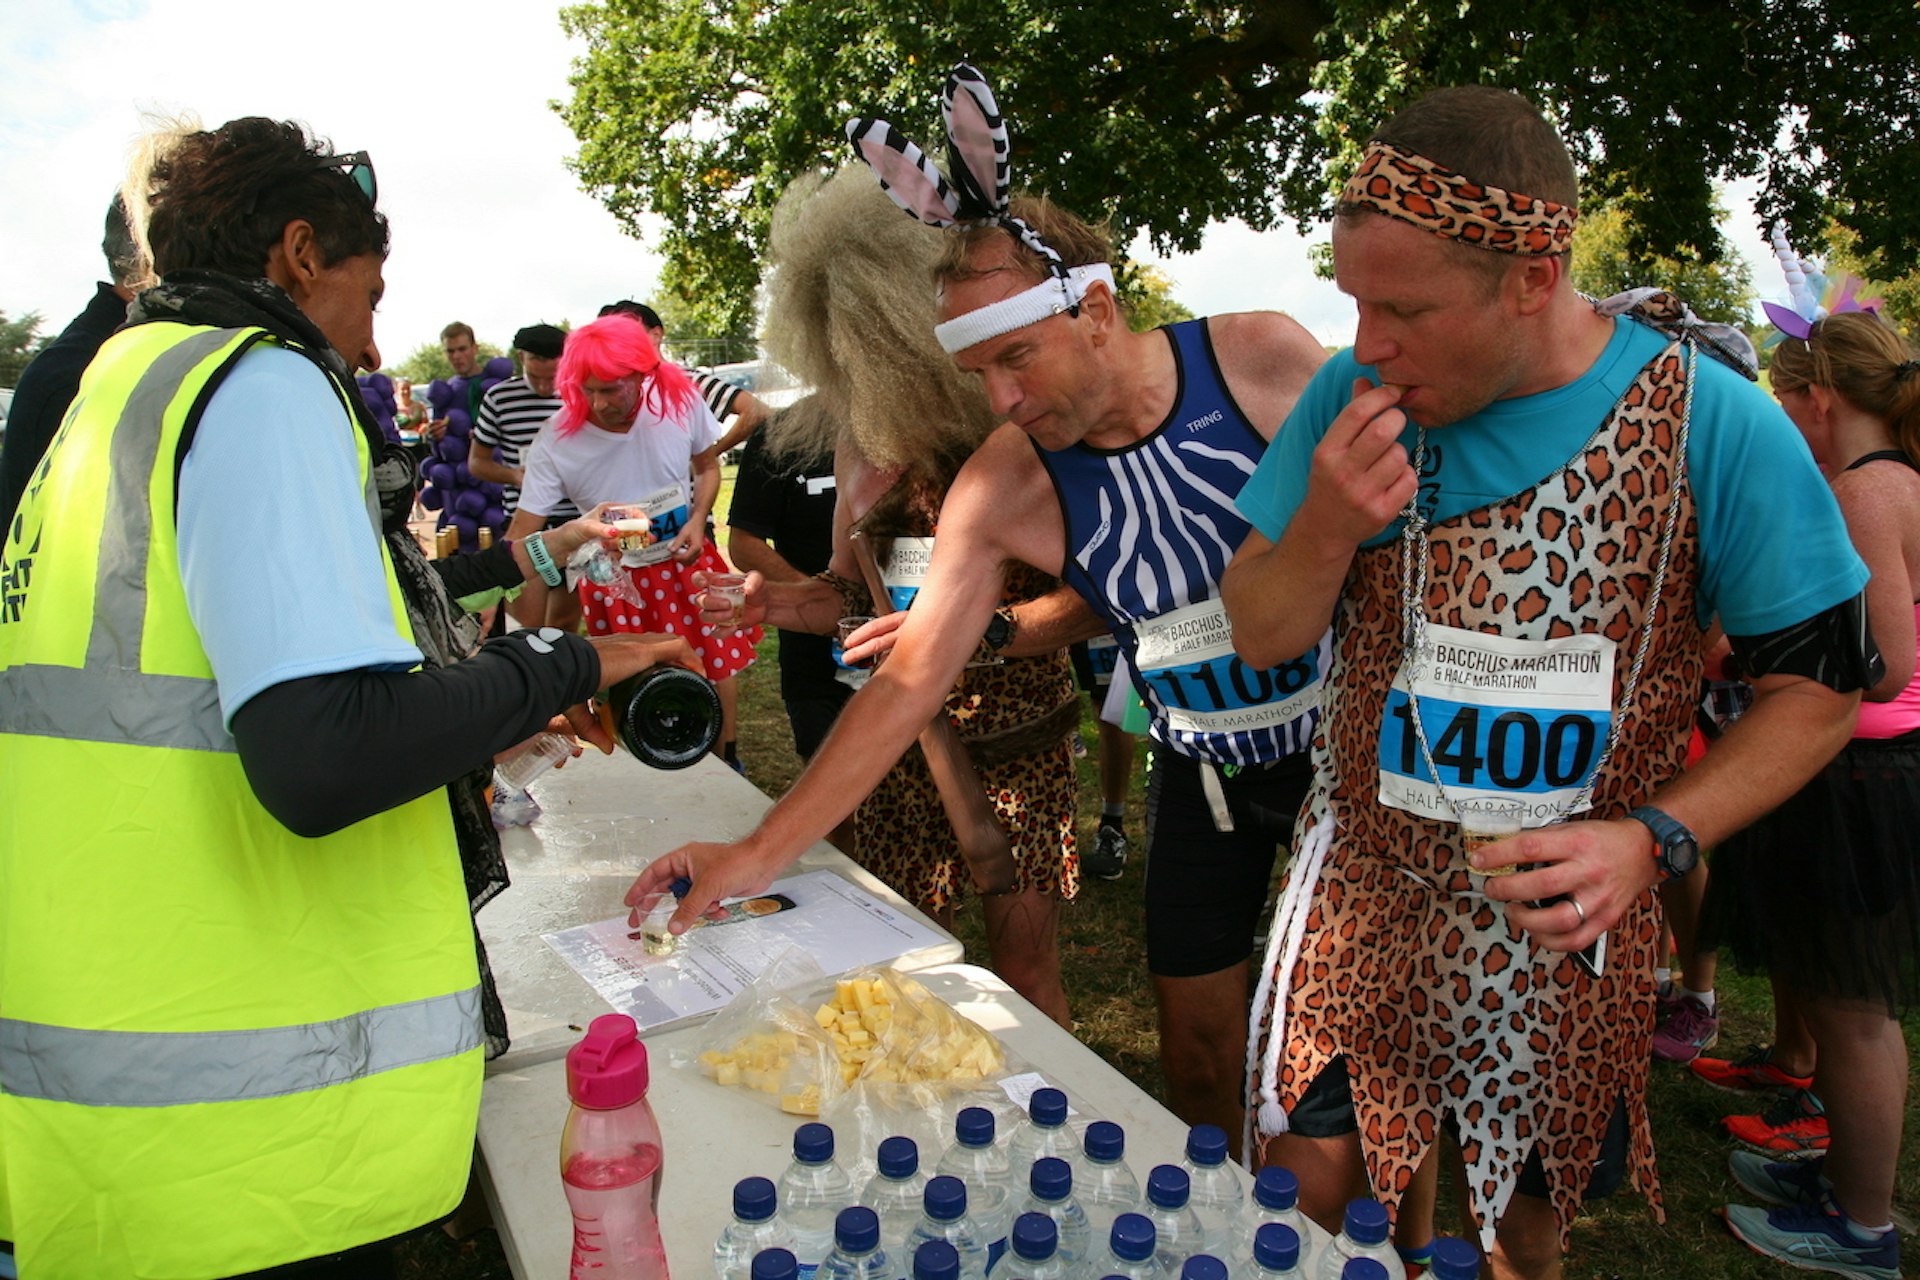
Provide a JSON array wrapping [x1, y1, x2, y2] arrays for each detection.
[[541, 869, 948, 1033]]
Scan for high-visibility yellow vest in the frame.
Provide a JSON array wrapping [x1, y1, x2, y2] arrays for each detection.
[[0, 321, 482, 1278]]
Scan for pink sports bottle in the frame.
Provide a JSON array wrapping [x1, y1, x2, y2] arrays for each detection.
[[562, 1013, 670, 1280]]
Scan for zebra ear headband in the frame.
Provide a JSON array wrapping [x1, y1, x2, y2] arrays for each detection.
[[846, 64, 1114, 354]]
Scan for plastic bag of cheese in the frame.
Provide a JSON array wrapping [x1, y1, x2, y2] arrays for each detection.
[[683, 954, 1007, 1118]]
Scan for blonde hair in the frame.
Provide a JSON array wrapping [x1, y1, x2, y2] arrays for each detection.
[[119, 110, 203, 276], [761, 168, 996, 483], [1772, 311, 1920, 464]]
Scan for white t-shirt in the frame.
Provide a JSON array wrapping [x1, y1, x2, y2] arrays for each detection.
[[516, 396, 723, 519]]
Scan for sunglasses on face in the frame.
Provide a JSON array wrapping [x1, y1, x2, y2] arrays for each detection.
[[312, 150, 377, 207]]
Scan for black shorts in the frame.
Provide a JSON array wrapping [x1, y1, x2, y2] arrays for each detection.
[[1286, 1056, 1630, 1202], [1142, 747, 1311, 977]]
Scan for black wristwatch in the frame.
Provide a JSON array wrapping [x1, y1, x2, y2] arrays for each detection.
[[1629, 805, 1700, 879], [983, 607, 1019, 652]]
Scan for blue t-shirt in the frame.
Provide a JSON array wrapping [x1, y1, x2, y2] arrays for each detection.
[[1236, 315, 1867, 634], [177, 345, 421, 726]]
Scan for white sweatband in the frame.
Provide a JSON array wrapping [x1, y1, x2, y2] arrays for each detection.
[[934, 263, 1115, 354]]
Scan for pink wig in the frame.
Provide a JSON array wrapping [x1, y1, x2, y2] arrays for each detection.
[[553, 314, 698, 435]]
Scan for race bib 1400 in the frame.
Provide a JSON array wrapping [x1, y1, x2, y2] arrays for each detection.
[[1379, 623, 1616, 825], [1132, 597, 1321, 736]]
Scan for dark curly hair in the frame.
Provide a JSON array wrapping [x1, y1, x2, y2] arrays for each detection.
[[134, 116, 389, 278]]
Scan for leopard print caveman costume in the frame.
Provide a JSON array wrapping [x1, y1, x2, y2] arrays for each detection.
[[1251, 294, 1716, 1249]]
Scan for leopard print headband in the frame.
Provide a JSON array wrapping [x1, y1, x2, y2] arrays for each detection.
[[1340, 140, 1578, 256]]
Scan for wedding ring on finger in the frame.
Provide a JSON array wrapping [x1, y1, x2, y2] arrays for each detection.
[[1568, 895, 1587, 925]]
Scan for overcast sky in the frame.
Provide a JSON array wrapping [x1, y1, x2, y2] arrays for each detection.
[[4, 2, 1769, 371]]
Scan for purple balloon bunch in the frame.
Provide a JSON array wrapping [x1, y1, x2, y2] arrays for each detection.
[[355, 371, 401, 444], [416, 355, 515, 553]]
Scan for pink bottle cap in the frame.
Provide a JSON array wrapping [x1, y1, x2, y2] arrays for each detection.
[[566, 1013, 650, 1109]]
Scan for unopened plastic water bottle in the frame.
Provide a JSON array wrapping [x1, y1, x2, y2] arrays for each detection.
[[1428, 1236, 1482, 1280], [862, 1136, 932, 1268], [1251, 1223, 1305, 1279], [1236, 1166, 1313, 1275], [936, 1107, 1015, 1270], [1142, 1166, 1206, 1273], [1015, 1156, 1092, 1272], [1334, 1261, 1389, 1280], [912, 1239, 960, 1280], [1079, 1121, 1143, 1243], [716, 1177, 800, 1280], [1093, 1212, 1165, 1280], [1179, 1255, 1227, 1280], [1314, 1200, 1397, 1280], [754, 1249, 800, 1280], [904, 1177, 989, 1280], [1000, 1212, 1071, 1280], [822, 1206, 894, 1280], [1006, 1088, 1082, 1179], [780, 1123, 857, 1279], [560, 1014, 668, 1280], [1178, 1125, 1243, 1259]]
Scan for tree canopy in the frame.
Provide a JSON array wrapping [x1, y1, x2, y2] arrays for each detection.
[[0, 311, 47, 387], [556, 0, 1917, 337]]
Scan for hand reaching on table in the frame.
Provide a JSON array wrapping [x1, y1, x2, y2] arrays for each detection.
[[625, 838, 787, 935]]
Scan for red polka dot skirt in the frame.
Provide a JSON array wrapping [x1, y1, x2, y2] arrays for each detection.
[[579, 541, 760, 680]]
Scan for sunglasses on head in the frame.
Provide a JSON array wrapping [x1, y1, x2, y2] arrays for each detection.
[[313, 150, 377, 207]]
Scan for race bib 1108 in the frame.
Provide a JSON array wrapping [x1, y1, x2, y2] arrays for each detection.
[[1132, 598, 1321, 736], [1379, 623, 1616, 825]]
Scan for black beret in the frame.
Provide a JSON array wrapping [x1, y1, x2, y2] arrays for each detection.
[[513, 324, 567, 359]]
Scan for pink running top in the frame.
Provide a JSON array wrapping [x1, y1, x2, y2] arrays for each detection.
[[1856, 602, 1920, 739]]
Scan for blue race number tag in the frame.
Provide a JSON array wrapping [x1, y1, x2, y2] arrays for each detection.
[[1132, 598, 1321, 736]]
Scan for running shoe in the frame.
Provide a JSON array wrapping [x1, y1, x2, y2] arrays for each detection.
[[1083, 822, 1128, 880], [1723, 1198, 1900, 1279], [1651, 995, 1720, 1063], [1691, 1043, 1816, 1094], [1654, 978, 1685, 1027], [1723, 1088, 1830, 1156], [1729, 1150, 1829, 1209]]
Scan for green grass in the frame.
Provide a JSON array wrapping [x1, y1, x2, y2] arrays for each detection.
[[396, 487, 1917, 1276]]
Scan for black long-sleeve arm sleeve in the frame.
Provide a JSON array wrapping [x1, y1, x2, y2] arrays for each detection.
[[429, 539, 526, 601], [230, 627, 602, 838]]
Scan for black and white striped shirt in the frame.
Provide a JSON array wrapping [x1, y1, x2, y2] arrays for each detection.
[[474, 376, 574, 517]]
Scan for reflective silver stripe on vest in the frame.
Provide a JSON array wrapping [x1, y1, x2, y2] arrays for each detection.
[[0, 662, 232, 751], [0, 986, 483, 1107], [89, 328, 257, 673]]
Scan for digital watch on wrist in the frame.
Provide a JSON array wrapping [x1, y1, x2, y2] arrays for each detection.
[[983, 607, 1018, 652], [1628, 805, 1699, 879]]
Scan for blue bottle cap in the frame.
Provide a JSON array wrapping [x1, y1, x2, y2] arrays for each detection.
[[1110, 1212, 1157, 1263], [877, 1135, 919, 1179], [1181, 1256, 1227, 1280], [1342, 1197, 1390, 1246], [1029, 1087, 1068, 1127], [670, 876, 693, 897], [751, 1248, 799, 1280], [1253, 1222, 1301, 1272], [1341, 1261, 1390, 1280], [1145, 1164, 1190, 1209], [924, 1175, 967, 1222], [1253, 1165, 1300, 1212], [1084, 1120, 1125, 1162], [955, 1106, 995, 1148], [733, 1175, 777, 1222], [1184, 1124, 1228, 1167], [912, 1239, 960, 1280], [835, 1205, 880, 1252], [1429, 1237, 1482, 1280], [793, 1122, 834, 1164], [1011, 1211, 1059, 1262], [1030, 1156, 1072, 1202]]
